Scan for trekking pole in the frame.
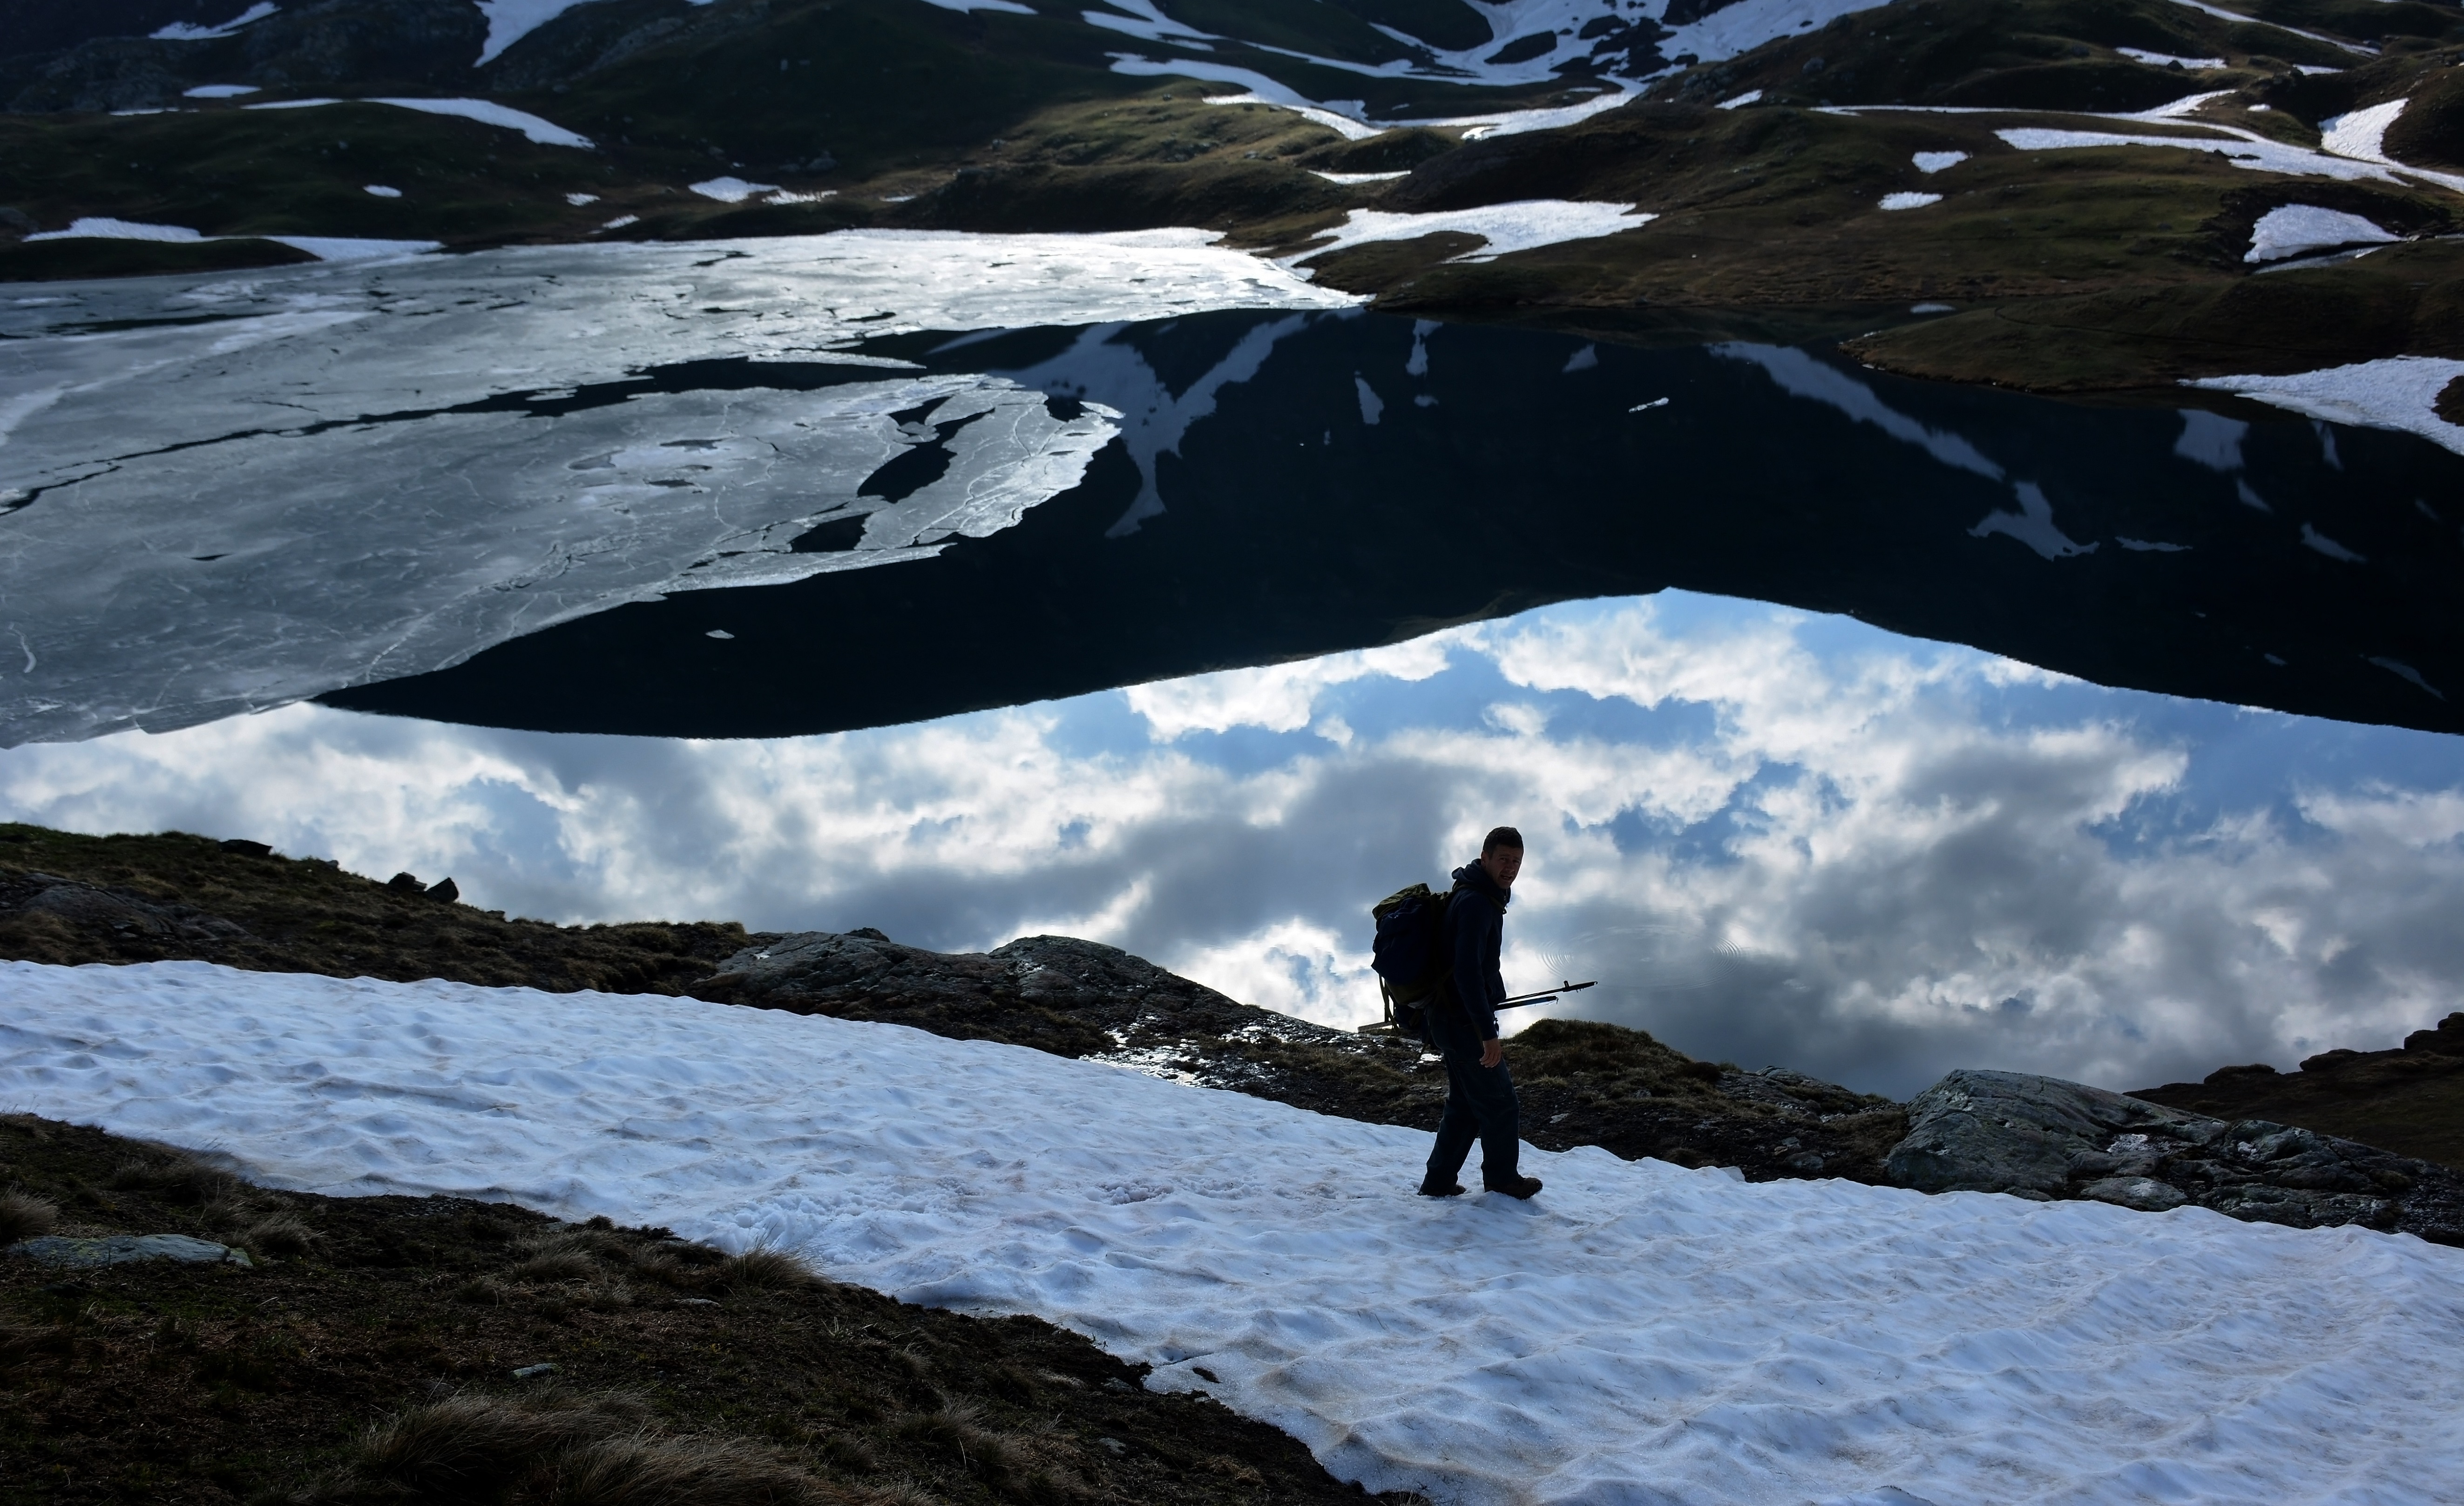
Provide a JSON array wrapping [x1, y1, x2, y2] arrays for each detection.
[[1496, 980, 1598, 1010]]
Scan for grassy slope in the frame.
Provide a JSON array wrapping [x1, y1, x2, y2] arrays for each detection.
[[11, 0, 2464, 387], [0, 1118, 1396, 1506]]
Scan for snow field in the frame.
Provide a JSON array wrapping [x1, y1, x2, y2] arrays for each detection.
[[1279, 202, 1654, 272], [2244, 204, 2397, 263], [21, 217, 441, 261], [5, 961, 2461, 1506], [2190, 356, 2464, 458]]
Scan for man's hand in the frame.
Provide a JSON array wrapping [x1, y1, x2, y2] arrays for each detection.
[[1480, 1038, 1504, 1069]]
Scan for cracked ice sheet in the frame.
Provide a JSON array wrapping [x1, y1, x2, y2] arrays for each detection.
[[2188, 356, 2464, 459], [0, 230, 1356, 746], [7, 961, 2464, 1506]]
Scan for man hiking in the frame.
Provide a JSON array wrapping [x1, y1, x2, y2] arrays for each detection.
[[1419, 826, 1543, 1201]]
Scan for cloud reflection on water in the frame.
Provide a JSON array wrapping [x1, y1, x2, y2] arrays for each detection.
[[6, 590, 2459, 1099]]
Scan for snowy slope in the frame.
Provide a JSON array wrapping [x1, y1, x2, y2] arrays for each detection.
[[6, 960, 2461, 1506]]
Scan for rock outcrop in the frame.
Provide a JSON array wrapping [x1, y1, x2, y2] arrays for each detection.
[[688, 929, 1340, 1062], [1887, 1069, 2463, 1245]]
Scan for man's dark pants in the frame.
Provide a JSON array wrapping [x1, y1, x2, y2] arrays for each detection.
[[1422, 998, 1522, 1191]]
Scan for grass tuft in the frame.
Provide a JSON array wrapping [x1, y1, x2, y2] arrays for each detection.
[[714, 1244, 822, 1292], [549, 1430, 826, 1506], [243, 1213, 319, 1259], [0, 1188, 60, 1245], [107, 1150, 241, 1205], [510, 1248, 600, 1285]]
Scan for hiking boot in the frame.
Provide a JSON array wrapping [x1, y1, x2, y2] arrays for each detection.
[[1485, 1175, 1543, 1200], [1417, 1180, 1466, 1198]]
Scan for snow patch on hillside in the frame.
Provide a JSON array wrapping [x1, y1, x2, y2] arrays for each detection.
[[1278, 201, 1652, 271], [246, 95, 593, 147], [152, 2, 278, 41], [2190, 356, 2464, 458], [23, 217, 441, 260], [5, 960, 2462, 1506], [2245, 204, 2397, 263]]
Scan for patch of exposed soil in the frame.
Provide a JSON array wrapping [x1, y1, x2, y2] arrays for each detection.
[[0, 1114, 1416, 1506]]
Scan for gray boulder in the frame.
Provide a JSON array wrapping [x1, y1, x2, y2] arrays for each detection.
[[1885, 1068, 2460, 1244], [1885, 1070, 2210, 1195], [9, 1233, 251, 1268]]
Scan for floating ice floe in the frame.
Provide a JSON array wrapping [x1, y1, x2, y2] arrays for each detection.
[[182, 84, 262, 99], [2188, 356, 2464, 459], [245, 96, 593, 149], [152, 2, 277, 41], [1279, 201, 1652, 271], [2244, 204, 2398, 263], [0, 229, 1357, 746], [6, 960, 2462, 1506], [1879, 191, 1943, 210]]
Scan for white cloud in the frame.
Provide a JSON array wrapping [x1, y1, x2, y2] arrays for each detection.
[[6, 592, 2459, 1099]]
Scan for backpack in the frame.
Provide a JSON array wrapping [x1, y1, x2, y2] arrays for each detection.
[[1369, 882, 1456, 1038]]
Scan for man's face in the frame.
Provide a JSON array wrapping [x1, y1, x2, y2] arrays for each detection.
[[1482, 843, 1523, 890]]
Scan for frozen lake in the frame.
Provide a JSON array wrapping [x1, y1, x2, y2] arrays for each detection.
[[6, 231, 2464, 1099]]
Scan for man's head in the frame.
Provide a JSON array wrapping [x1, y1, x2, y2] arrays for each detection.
[[1480, 825, 1523, 891]]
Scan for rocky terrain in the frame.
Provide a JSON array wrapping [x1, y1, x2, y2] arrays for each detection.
[[2133, 1011, 2464, 1168], [3, 0, 2462, 396], [1897, 1066, 2464, 1243], [0, 1113, 1405, 1505], [7, 819, 2459, 1245]]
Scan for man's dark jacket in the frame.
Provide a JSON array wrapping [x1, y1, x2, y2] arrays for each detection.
[[1443, 861, 1510, 1040]]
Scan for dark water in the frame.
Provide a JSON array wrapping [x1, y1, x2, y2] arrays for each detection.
[[331, 308, 2464, 739]]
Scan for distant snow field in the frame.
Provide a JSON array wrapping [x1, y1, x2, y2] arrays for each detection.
[[1878, 191, 1942, 210], [244, 95, 593, 149], [2118, 47, 2225, 69], [5, 961, 2459, 1506], [21, 217, 440, 260], [1281, 201, 1653, 271]]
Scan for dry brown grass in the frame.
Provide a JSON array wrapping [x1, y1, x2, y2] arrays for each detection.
[[296, 1390, 833, 1506], [714, 1245, 822, 1292], [105, 1150, 240, 1205], [510, 1249, 601, 1285], [548, 1431, 828, 1505], [242, 1213, 319, 1259], [891, 1402, 1026, 1486], [0, 1187, 59, 1245]]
